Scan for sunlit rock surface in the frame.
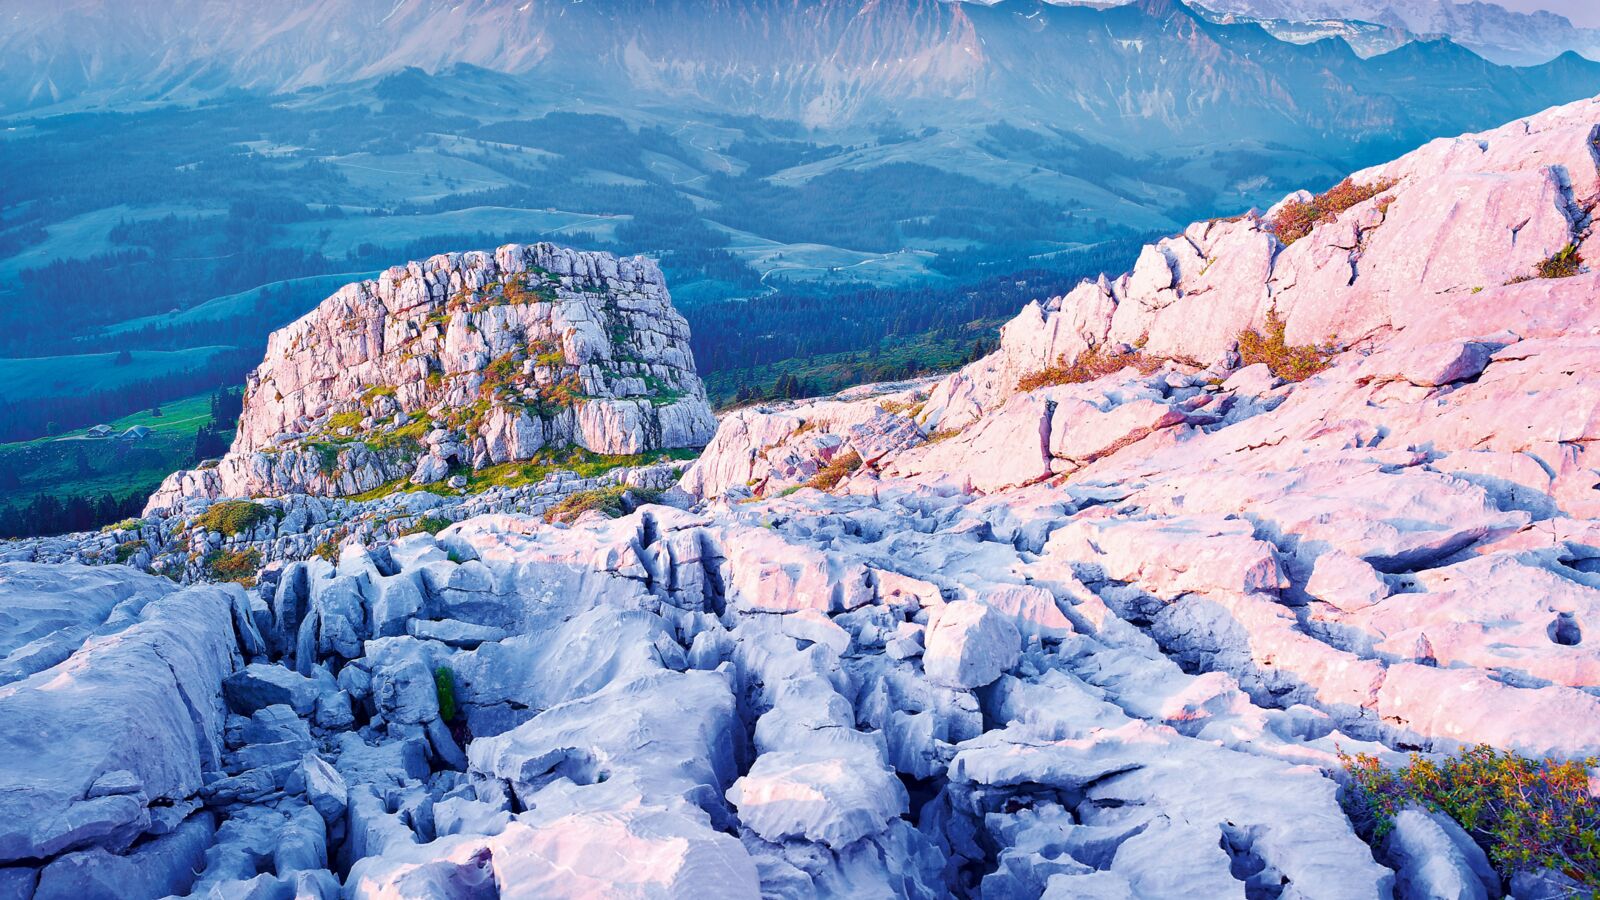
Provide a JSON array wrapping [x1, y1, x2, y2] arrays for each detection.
[[148, 242, 715, 509]]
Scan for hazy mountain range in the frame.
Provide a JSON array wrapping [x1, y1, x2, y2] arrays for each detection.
[[6, 0, 1593, 114], [4, 0, 1598, 123], [1196, 0, 1600, 64]]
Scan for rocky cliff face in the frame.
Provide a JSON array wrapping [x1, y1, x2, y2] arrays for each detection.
[[6, 98, 1600, 899], [914, 94, 1598, 435], [148, 243, 716, 512]]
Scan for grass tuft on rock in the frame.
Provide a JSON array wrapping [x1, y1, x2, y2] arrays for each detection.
[[434, 666, 458, 722], [194, 500, 276, 536], [1537, 244, 1582, 280], [204, 547, 262, 585], [1269, 178, 1398, 245], [1016, 346, 1162, 393], [1236, 309, 1337, 383], [543, 484, 663, 524], [806, 450, 863, 492]]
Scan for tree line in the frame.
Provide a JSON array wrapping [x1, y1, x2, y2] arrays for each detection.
[[0, 386, 244, 540]]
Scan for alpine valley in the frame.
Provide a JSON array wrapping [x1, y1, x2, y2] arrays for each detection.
[[5, 0, 1600, 532], [3, 2, 1600, 899]]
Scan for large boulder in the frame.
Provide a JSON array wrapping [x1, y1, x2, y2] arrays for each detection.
[[0, 575, 243, 880], [923, 600, 1022, 689]]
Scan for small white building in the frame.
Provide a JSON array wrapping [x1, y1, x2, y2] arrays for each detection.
[[119, 425, 152, 441], [85, 425, 113, 438]]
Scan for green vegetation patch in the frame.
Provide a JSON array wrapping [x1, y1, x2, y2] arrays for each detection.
[[305, 441, 346, 474], [1269, 178, 1397, 246], [1342, 745, 1599, 889], [204, 547, 262, 586], [1016, 346, 1162, 393], [544, 484, 663, 524], [194, 500, 276, 536], [348, 447, 697, 503], [434, 666, 459, 722], [326, 411, 364, 431], [806, 450, 863, 492], [406, 515, 452, 536], [365, 418, 430, 454], [1236, 309, 1337, 383]]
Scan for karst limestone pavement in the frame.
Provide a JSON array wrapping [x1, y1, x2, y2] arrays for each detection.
[[5, 96, 1600, 899]]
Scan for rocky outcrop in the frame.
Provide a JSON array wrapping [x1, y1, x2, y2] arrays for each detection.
[[8, 97, 1600, 898], [148, 243, 715, 512], [916, 96, 1599, 434]]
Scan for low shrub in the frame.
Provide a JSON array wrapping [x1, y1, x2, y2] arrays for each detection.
[[194, 500, 276, 536], [543, 484, 662, 524], [807, 450, 863, 492], [531, 373, 584, 414], [480, 352, 522, 397], [1016, 346, 1161, 393], [100, 518, 143, 534], [1537, 244, 1582, 280], [1341, 745, 1600, 889], [408, 515, 451, 536], [1236, 309, 1336, 382], [114, 540, 145, 564], [1269, 177, 1397, 245], [312, 540, 339, 563], [204, 547, 262, 586]]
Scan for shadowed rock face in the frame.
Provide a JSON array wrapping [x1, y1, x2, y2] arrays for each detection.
[[147, 243, 716, 511], [7, 97, 1600, 899]]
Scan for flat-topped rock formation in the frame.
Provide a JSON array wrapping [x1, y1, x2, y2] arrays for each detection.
[[6, 97, 1600, 899], [148, 243, 716, 512]]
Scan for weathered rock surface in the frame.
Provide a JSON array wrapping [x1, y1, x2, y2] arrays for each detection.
[[6, 97, 1600, 898], [148, 242, 715, 509], [0, 564, 253, 893]]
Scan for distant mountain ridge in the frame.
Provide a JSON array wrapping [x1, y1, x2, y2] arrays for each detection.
[[1196, 0, 1600, 64], [4, 0, 1599, 151]]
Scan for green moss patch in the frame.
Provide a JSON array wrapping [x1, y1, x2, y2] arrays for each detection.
[[194, 500, 276, 536]]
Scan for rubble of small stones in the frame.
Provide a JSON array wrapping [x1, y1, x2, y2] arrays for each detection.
[[1, 460, 689, 583], [5, 97, 1600, 899]]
